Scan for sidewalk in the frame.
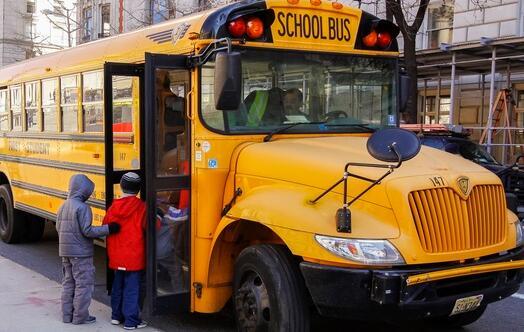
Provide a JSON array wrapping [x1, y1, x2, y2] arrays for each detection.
[[0, 256, 162, 332]]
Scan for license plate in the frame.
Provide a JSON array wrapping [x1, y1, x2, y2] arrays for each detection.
[[450, 295, 484, 316]]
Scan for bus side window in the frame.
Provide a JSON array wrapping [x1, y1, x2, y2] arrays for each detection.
[[0, 89, 9, 131], [10, 85, 22, 131], [60, 75, 79, 132], [42, 79, 58, 132], [25, 81, 39, 131]]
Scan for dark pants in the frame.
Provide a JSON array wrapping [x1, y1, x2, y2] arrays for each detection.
[[61, 256, 95, 324], [111, 270, 142, 327]]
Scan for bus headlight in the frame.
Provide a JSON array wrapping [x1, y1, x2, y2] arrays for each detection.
[[315, 235, 405, 265], [516, 221, 524, 247]]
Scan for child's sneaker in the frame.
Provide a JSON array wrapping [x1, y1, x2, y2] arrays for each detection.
[[84, 316, 96, 324], [111, 319, 121, 325], [123, 321, 148, 330]]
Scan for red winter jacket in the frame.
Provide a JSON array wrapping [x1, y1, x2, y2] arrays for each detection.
[[103, 196, 146, 271]]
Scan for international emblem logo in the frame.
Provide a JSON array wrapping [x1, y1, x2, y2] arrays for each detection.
[[457, 176, 470, 196]]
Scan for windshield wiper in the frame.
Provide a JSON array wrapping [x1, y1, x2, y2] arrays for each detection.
[[324, 123, 376, 132], [263, 122, 326, 142]]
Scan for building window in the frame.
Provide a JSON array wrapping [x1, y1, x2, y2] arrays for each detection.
[[83, 6, 93, 41], [82, 71, 104, 133], [27, 1, 36, 14], [151, 0, 173, 24], [100, 4, 110, 38], [420, 96, 451, 124], [427, 1, 454, 49], [25, 81, 39, 131], [10, 86, 22, 131], [0, 89, 9, 131], [61, 75, 79, 132], [42, 79, 57, 131]]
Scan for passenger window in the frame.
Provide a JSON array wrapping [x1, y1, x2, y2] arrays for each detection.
[[60, 75, 79, 132], [112, 76, 134, 132], [82, 71, 103, 132], [0, 89, 8, 131], [10, 86, 22, 131], [42, 79, 57, 131], [25, 81, 39, 131]]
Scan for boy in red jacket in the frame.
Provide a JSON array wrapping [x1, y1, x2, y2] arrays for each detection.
[[103, 172, 147, 330]]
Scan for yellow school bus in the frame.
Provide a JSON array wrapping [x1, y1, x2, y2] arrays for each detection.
[[0, 0, 523, 330]]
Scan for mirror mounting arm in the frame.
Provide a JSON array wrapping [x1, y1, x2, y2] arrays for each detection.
[[309, 143, 403, 233], [188, 37, 232, 67]]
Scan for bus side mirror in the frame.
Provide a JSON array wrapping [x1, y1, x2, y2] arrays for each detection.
[[214, 52, 242, 111], [399, 74, 411, 113]]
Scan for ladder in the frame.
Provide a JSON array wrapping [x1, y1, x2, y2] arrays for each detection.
[[479, 89, 518, 162]]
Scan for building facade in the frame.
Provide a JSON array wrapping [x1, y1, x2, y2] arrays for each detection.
[[0, 0, 76, 66], [75, 0, 215, 44]]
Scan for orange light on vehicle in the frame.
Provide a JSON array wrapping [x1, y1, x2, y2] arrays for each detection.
[[377, 31, 392, 48], [311, 0, 321, 5], [332, 2, 343, 9], [287, 0, 299, 4], [362, 30, 378, 47], [228, 18, 246, 38], [246, 17, 264, 39]]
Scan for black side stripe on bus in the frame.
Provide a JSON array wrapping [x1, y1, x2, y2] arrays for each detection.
[[11, 180, 106, 210], [14, 202, 57, 222], [146, 29, 172, 43], [0, 154, 105, 175]]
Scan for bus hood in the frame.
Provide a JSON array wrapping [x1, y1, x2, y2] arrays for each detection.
[[235, 136, 494, 209]]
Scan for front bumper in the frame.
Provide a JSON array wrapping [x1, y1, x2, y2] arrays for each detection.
[[300, 246, 524, 321]]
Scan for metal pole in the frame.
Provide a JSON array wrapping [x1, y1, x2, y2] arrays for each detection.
[[480, 74, 485, 126], [437, 69, 441, 125], [423, 79, 428, 125], [449, 52, 456, 125], [487, 47, 497, 154]]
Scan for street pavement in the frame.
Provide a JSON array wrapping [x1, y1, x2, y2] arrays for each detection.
[[0, 221, 523, 331], [0, 255, 161, 332]]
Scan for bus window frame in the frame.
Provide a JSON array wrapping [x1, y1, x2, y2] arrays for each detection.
[[41, 77, 59, 132], [82, 70, 104, 134], [60, 74, 80, 133], [24, 80, 40, 132], [197, 48, 399, 136], [0, 88, 9, 131], [10, 85, 22, 131]]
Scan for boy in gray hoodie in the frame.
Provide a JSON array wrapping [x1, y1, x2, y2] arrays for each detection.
[[56, 174, 120, 324]]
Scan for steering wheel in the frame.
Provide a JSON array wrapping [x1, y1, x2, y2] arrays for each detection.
[[323, 110, 348, 122]]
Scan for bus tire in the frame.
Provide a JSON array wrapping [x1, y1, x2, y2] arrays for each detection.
[[427, 305, 487, 328], [23, 215, 45, 243], [233, 244, 309, 332], [0, 184, 25, 244]]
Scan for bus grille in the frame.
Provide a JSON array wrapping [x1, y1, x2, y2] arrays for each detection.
[[408, 185, 506, 253]]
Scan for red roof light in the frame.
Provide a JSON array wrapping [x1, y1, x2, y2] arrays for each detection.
[[228, 18, 246, 38], [362, 30, 378, 47], [377, 32, 392, 48]]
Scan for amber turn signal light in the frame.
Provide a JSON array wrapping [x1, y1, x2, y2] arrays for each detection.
[[362, 30, 378, 47], [246, 17, 264, 39]]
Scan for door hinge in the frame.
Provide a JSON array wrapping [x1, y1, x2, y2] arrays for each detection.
[[193, 282, 203, 298]]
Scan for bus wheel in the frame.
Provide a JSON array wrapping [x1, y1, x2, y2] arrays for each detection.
[[427, 305, 487, 328], [233, 244, 309, 332], [0, 184, 24, 244], [23, 215, 45, 243]]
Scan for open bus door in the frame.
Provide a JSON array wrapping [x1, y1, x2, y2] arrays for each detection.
[[103, 62, 145, 296], [144, 53, 191, 314]]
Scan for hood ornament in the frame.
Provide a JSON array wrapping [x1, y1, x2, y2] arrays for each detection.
[[457, 176, 470, 196]]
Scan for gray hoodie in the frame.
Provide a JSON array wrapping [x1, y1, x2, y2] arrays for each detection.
[[56, 174, 109, 257]]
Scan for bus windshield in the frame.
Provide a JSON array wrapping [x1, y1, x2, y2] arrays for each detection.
[[201, 49, 398, 134]]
